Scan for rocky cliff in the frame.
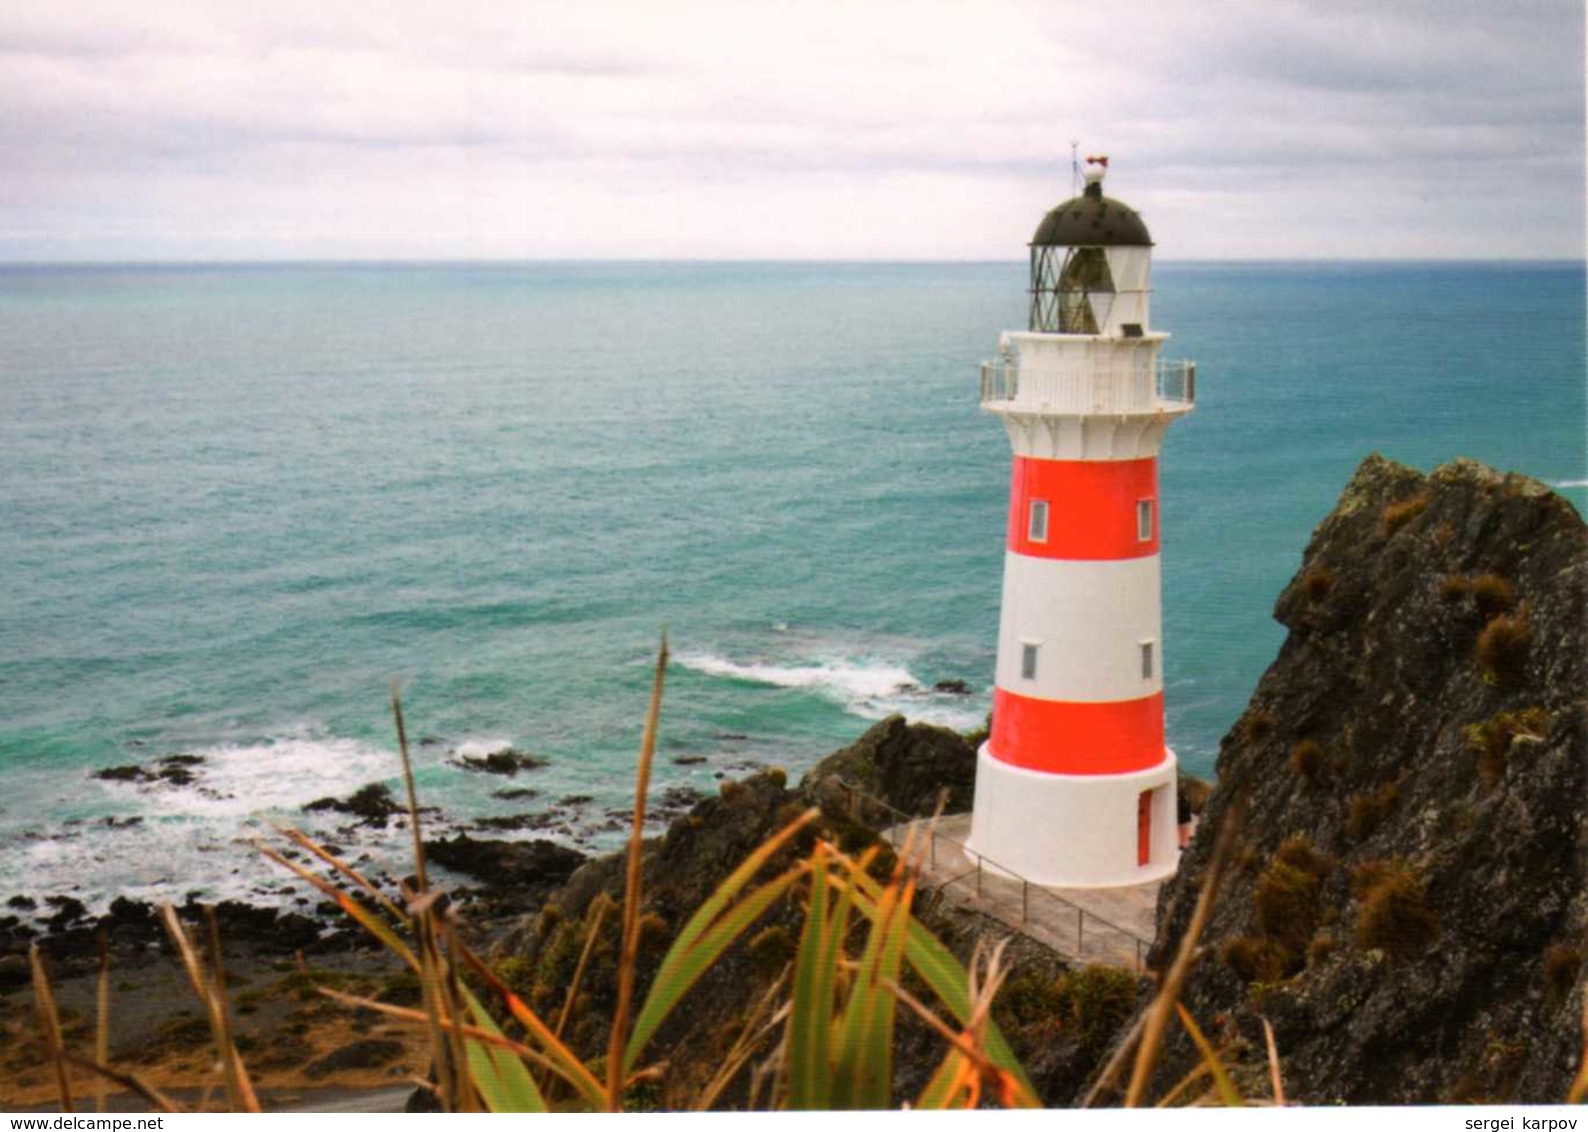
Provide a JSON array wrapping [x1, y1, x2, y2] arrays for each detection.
[[1145, 455, 1586, 1104]]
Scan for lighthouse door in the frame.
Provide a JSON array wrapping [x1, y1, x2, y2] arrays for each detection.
[[1137, 791, 1152, 867]]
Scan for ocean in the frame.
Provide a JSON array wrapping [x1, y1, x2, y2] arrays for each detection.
[[1, 260, 1582, 911]]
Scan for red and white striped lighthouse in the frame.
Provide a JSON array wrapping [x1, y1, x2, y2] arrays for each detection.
[[969, 159, 1196, 887]]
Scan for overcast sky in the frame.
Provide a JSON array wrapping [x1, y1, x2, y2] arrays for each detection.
[[1, 0, 1582, 261]]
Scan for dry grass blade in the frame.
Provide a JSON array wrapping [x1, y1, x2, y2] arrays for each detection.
[[1, 1023, 181, 1114], [606, 630, 668, 1111], [1261, 1016, 1285, 1106], [1155, 1058, 1215, 1108], [391, 683, 428, 893], [1080, 1007, 1148, 1108], [257, 843, 418, 968], [29, 945, 74, 1112], [95, 931, 109, 1114], [439, 916, 480, 1112], [555, 893, 610, 1044], [1568, 991, 1588, 1104], [1122, 795, 1244, 1108], [204, 906, 261, 1113], [278, 826, 407, 923], [693, 973, 791, 1111], [1173, 1003, 1242, 1107], [157, 905, 260, 1113]]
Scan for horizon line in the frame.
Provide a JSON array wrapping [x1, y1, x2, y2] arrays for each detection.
[[0, 255, 1583, 269]]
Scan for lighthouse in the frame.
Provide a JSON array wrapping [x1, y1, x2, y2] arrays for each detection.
[[968, 158, 1196, 887]]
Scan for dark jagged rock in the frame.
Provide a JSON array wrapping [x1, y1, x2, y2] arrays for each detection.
[[452, 748, 548, 775], [801, 714, 978, 820], [933, 679, 973, 695], [1143, 456, 1586, 1105], [44, 896, 87, 931], [90, 754, 205, 788], [424, 835, 585, 898], [304, 782, 403, 825]]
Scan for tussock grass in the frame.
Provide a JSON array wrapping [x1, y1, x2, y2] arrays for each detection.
[[1475, 612, 1531, 685], [1380, 492, 1430, 536], [1352, 860, 1439, 957]]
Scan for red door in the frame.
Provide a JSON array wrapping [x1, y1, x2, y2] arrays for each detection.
[[1137, 791, 1152, 867]]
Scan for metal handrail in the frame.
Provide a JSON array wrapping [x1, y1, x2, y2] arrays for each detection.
[[979, 357, 1195, 414], [832, 778, 1153, 971]]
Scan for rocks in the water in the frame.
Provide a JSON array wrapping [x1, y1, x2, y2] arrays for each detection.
[[423, 835, 585, 898], [6, 895, 36, 911], [932, 679, 972, 695], [1145, 456, 1587, 1105], [452, 748, 548, 776], [801, 714, 978, 819], [44, 895, 87, 931], [672, 755, 708, 766], [304, 1037, 405, 1079], [305, 782, 402, 825], [473, 813, 561, 833], [491, 787, 540, 801], [90, 753, 205, 788]]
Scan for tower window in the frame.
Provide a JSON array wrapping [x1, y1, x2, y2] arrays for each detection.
[[1137, 499, 1155, 541], [1140, 640, 1155, 680], [1020, 642, 1040, 681], [1028, 499, 1049, 543]]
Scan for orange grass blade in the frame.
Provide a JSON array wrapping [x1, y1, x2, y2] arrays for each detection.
[[277, 827, 407, 923], [29, 945, 74, 1113], [257, 843, 418, 968], [1567, 992, 1588, 1104], [606, 632, 668, 1110], [1261, 1016, 1286, 1106], [457, 942, 605, 1110]]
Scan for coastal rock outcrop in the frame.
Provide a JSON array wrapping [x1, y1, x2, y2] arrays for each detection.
[[1144, 455, 1586, 1105], [802, 713, 978, 819]]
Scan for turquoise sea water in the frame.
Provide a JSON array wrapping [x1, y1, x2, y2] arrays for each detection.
[[1, 260, 1583, 908]]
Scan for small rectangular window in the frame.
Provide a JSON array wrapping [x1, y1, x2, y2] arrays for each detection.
[[1028, 499, 1049, 543], [1140, 640, 1155, 680], [1020, 642, 1039, 681], [1137, 499, 1154, 542]]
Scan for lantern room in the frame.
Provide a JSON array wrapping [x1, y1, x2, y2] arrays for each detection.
[[1028, 162, 1155, 338]]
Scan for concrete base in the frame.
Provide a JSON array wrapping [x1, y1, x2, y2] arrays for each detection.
[[968, 743, 1179, 888]]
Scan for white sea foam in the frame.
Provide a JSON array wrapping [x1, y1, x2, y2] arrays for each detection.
[[451, 736, 518, 759], [679, 652, 917, 700], [1553, 478, 1588, 488], [677, 651, 987, 730], [131, 735, 400, 818]]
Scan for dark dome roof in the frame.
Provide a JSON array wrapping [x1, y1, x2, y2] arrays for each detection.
[[1031, 183, 1152, 247]]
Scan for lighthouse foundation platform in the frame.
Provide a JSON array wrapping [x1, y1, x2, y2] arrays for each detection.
[[967, 744, 1180, 888]]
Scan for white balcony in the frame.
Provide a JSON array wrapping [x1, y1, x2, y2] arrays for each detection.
[[980, 358, 1196, 417]]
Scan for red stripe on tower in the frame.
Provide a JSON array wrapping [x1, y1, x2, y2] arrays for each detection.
[[990, 688, 1165, 775], [1006, 456, 1159, 560]]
